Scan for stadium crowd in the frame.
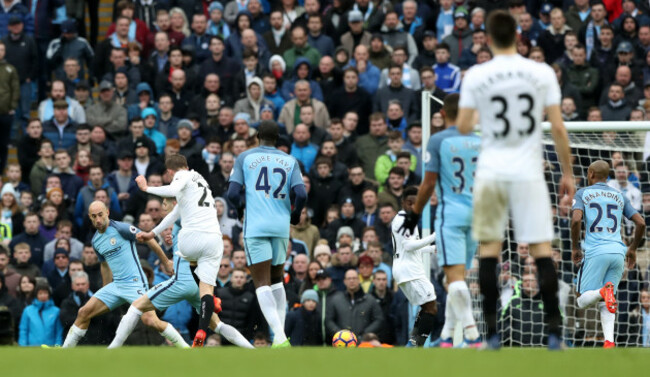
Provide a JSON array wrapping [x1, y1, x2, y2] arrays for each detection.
[[0, 0, 649, 347]]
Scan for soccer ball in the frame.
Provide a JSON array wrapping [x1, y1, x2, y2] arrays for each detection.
[[332, 330, 358, 348]]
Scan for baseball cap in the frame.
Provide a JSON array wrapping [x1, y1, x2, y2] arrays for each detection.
[[348, 10, 363, 23], [540, 3, 553, 14], [134, 137, 148, 149], [98, 80, 113, 91], [617, 41, 634, 53], [177, 119, 193, 131], [315, 269, 330, 279], [423, 30, 436, 39], [61, 19, 77, 34], [8, 16, 22, 25], [117, 149, 134, 159], [339, 197, 354, 206]]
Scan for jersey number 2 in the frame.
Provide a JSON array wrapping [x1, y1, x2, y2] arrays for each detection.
[[491, 94, 535, 138], [197, 182, 211, 207], [255, 167, 287, 199]]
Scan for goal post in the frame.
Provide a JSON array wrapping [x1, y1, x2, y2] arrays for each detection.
[[421, 89, 650, 347]]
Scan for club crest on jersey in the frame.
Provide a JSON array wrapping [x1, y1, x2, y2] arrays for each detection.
[[130, 226, 138, 234], [424, 151, 431, 163], [110, 238, 116, 245]]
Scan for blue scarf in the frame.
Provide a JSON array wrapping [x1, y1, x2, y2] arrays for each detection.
[[399, 16, 423, 35], [585, 20, 606, 60], [129, 20, 137, 41], [353, 2, 374, 22]]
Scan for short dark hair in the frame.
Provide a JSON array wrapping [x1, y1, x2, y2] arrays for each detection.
[[165, 154, 189, 171], [314, 156, 332, 168], [402, 185, 418, 200], [396, 151, 411, 161], [487, 10, 517, 49], [388, 166, 405, 177], [76, 123, 92, 132], [388, 62, 402, 71], [89, 165, 103, 175], [419, 66, 434, 76], [442, 93, 460, 121], [258, 120, 279, 143], [435, 42, 450, 52], [243, 48, 257, 60]]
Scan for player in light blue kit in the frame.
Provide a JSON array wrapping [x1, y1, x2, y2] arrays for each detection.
[[108, 198, 254, 349], [62, 201, 178, 348], [571, 160, 645, 349], [227, 120, 307, 348], [398, 94, 482, 348]]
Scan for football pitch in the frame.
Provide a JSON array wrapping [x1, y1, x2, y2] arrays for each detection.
[[3, 347, 649, 377]]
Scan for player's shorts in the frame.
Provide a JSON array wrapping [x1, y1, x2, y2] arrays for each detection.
[[147, 278, 200, 312], [472, 178, 553, 244], [95, 282, 148, 311], [398, 278, 437, 306], [577, 253, 624, 294], [435, 223, 477, 269], [177, 229, 223, 286], [243, 237, 288, 266]]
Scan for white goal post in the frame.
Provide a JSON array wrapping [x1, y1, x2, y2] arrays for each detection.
[[421, 91, 650, 347]]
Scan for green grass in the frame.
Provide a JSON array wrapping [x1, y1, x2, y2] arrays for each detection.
[[3, 347, 650, 377]]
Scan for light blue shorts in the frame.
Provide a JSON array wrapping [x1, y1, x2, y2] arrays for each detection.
[[95, 282, 148, 311], [147, 278, 201, 312], [577, 253, 625, 294], [243, 237, 288, 266], [435, 223, 477, 269]]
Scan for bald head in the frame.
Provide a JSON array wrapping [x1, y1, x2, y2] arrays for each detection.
[[88, 201, 110, 232], [588, 160, 610, 184]]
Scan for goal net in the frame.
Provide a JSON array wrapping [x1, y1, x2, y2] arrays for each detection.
[[421, 90, 650, 347]]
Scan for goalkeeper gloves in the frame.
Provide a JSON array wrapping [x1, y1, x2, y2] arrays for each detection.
[[398, 211, 420, 236]]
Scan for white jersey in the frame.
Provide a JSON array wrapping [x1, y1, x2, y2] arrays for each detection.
[[459, 54, 561, 181], [391, 211, 436, 284], [147, 169, 222, 234]]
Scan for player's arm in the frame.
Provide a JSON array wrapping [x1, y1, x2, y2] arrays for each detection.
[[151, 205, 180, 237], [626, 212, 646, 269], [226, 181, 244, 219], [289, 163, 307, 224], [547, 105, 575, 199], [570, 209, 584, 266], [402, 232, 437, 253], [136, 173, 186, 197], [146, 238, 174, 275], [456, 108, 476, 135], [100, 262, 112, 286]]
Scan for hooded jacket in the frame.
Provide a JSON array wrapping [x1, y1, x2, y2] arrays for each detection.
[[141, 107, 167, 155], [18, 298, 63, 346], [215, 197, 241, 239], [233, 77, 275, 122], [441, 26, 473, 66], [127, 82, 159, 123], [280, 58, 324, 102], [0, 1, 34, 39]]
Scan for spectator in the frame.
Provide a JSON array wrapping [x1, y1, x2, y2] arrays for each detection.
[[373, 64, 417, 121], [368, 34, 392, 71], [45, 19, 94, 83], [215, 268, 262, 340], [234, 77, 274, 122], [291, 208, 320, 257], [601, 65, 643, 106], [459, 29, 487, 69], [283, 25, 321, 69], [519, 12, 542, 47], [0, 246, 20, 297], [199, 36, 241, 96], [18, 119, 45, 185], [43, 220, 83, 261], [10, 243, 40, 278], [215, 197, 240, 240], [73, 166, 120, 228], [278, 80, 330, 133], [42, 99, 79, 150], [263, 10, 292, 56], [340, 10, 371, 57], [433, 43, 461, 94], [379, 46, 420, 91], [51, 150, 83, 201], [590, 25, 616, 83], [18, 282, 62, 346], [181, 13, 211, 64], [86, 80, 128, 137], [608, 162, 642, 210], [356, 113, 388, 180], [290, 123, 318, 171], [142, 108, 166, 155], [357, 254, 374, 293], [552, 63, 583, 110], [29, 140, 55, 198], [285, 289, 323, 346], [566, 0, 592, 33], [106, 150, 137, 211], [2, 16, 36, 126], [281, 58, 324, 102], [561, 97, 581, 121], [538, 8, 571, 64], [8, 213, 46, 268], [306, 14, 334, 58], [567, 44, 600, 114], [38, 202, 58, 242], [346, 44, 381, 96], [46, 248, 69, 290], [374, 131, 414, 185], [500, 273, 547, 346], [441, 7, 472, 66], [600, 82, 632, 120], [377, 167, 405, 211], [325, 268, 384, 338], [578, 2, 608, 60]]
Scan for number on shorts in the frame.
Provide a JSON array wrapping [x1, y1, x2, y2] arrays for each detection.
[[255, 167, 287, 199]]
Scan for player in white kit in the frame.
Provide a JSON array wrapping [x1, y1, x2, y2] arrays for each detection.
[[455, 11, 575, 350], [135, 154, 223, 347], [391, 186, 438, 346]]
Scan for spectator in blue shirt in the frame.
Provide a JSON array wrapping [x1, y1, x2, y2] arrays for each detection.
[[433, 43, 461, 93], [290, 123, 318, 171], [18, 282, 63, 346]]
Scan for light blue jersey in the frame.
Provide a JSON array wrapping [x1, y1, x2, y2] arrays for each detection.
[[171, 219, 193, 282], [92, 220, 147, 287], [426, 126, 481, 268], [230, 145, 303, 238], [572, 182, 638, 257]]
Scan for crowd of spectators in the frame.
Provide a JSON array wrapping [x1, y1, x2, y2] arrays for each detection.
[[0, 0, 649, 347]]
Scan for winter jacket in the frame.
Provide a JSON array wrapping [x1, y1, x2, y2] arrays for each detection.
[[278, 98, 330, 134], [374, 151, 417, 186], [215, 197, 241, 239], [565, 5, 592, 32], [369, 45, 393, 71], [215, 285, 261, 340], [345, 59, 381, 96], [355, 134, 388, 181], [59, 291, 117, 345], [280, 58, 324, 102], [23, 0, 61, 39], [290, 219, 322, 258], [434, 62, 461, 94], [379, 64, 421, 90], [500, 284, 547, 346], [233, 78, 275, 122], [0, 59, 19, 114], [29, 159, 54, 197], [263, 29, 293, 56], [538, 25, 572, 64], [290, 142, 319, 171], [0, 1, 34, 39], [2, 32, 38, 82], [86, 100, 128, 136], [340, 30, 372, 57], [42, 119, 78, 150], [286, 307, 323, 346], [600, 100, 632, 121], [74, 181, 120, 227], [10, 232, 47, 268], [566, 63, 600, 112], [309, 173, 343, 230], [372, 84, 418, 121], [325, 288, 384, 338], [45, 35, 94, 80], [225, 28, 271, 68], [380, 22, 418, 65], [181, 32, 212, 64], [38, 97, 86, 124], [283, 43, 322, 71], [18, 298, 63, 346], [198, 54, 241, 96]]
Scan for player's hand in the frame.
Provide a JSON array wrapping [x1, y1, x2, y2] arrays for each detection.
[[136, 231, 155, 242], [237, 206, 245, 221], [161, 259, 174, 276], [398, 211, 420, 236], [571, 248, 583, 266], [290, 210, 301, 225], [135, 175, 148, 191], [626, 247, 636, 269], [559, 174, 575, 201]]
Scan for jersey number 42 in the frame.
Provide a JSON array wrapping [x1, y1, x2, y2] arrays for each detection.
[[255, 166, 287, 199]]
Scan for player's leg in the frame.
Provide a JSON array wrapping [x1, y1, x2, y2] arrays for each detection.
[[62, 295, 111, 347], [435, 221, 456, 346], [472, 178, 508, 348], [515, 180, 562, 346], [108, 293, 156, 348], [270, 238, 289, 328], [575, 257, 608, 309], [400, 279, 437, 347], [209, 313, 255, 349], [599, 254, 624, 348], [246, 237, 288, 346]]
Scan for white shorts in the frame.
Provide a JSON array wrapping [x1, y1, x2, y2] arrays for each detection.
[[398, 278, 436, 306], [177, 229, 223, 286], [472, 178, 553, 244]]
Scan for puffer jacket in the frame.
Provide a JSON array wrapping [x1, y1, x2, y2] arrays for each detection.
[[18, 298, 63, 346], [215, 285, 260, 340], [325, 288, 384, 339]]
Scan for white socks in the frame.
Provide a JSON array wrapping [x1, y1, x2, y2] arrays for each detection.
[[440, 297, 457, 340], [108, 306, 143, 349], [599, 302, 615, 343], [577, 290, 602, 308], [160, 323, 189, 348], [448, 281, 479, 341], [215, 321, 254, 349], [256, 285, 287, 344], [62, 324, 87, 348], [271, 282, 287, 328]]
